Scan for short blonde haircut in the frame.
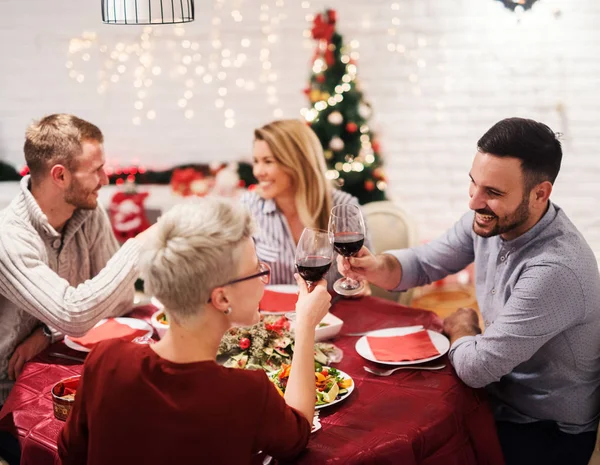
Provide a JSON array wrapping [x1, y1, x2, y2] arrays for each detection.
[[254, 119, 333, 230], [24, 114, 104, 181], [139, 198, 255, 324]]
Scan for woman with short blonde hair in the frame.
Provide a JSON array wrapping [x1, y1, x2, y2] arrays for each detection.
[[59, 197, 331, 465]]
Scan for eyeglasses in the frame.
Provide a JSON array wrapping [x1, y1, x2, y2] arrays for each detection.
[[208, 262, 271, 303], [221, 262, 271, 287]]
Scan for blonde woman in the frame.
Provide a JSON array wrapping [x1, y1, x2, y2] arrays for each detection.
[[241, 119, 371, 292], [58, 198, 331, 465]]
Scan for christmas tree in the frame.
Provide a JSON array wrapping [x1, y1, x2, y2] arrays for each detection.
[[303, 9, 387, 204]]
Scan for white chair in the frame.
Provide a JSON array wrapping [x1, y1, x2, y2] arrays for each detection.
[[362, 200, 419, 306]]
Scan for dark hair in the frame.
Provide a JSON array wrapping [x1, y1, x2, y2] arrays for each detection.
[[477, 117, 562, 190]]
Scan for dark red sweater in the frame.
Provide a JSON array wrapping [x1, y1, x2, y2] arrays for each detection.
[[58, 339, 310, 464]]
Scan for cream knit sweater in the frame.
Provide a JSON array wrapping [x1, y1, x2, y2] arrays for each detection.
[[0, 176, 140, 403]]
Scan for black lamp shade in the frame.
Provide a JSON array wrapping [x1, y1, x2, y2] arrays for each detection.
[[102, 0, 195, 25], [497, 0, 539, 11]]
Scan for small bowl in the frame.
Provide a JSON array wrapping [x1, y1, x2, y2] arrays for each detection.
[[51, 375, 81, 421], [315, 312, 344, 342], [150, 309, 169, 339]]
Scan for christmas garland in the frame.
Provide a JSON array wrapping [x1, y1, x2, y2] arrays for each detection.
[[0, 159, 258, 188]]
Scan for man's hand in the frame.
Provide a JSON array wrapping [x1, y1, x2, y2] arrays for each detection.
[[8, 327, 50, 380], [443, 307, 482, 345], [336, 246, 379, 282], [337, 247, 403, 290]]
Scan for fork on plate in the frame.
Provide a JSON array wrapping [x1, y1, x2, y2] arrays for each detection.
[[363, 364, 446, 376]]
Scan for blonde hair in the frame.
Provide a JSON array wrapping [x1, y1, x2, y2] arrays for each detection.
[[24, 114, 104, 181], [254, 119, 332, 230], [139, 198, 255, 324]]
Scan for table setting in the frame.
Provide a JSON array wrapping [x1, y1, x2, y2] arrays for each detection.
[[0, 290, 504, 465], [0, 211, 504, 464]]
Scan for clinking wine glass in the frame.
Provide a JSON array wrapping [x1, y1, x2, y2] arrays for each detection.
[[329, 204, 366, 296], [294, 228, 334, 290]]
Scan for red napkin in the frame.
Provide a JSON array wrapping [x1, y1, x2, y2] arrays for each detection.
[[367, 330, 440, 362], [260, 289, 298, 313], [70, 319, 149, 349]]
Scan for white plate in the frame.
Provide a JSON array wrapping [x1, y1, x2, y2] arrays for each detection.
[[268, 367, 354, 410], [64, 317, 154, 353], [259, 284, 299, 315], [132, 291, 152, 307], [315, 368, 354, 410], [355, 327, 449, 366]]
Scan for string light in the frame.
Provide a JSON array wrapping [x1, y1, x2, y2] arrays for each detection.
[[66, 1, 282, 128]]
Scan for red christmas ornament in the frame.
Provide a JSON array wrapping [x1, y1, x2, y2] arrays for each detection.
[[20, 166, 30, 176], [316, 74, 325, 83], [373, 167, 386, 180], [108, 190, 150, 243], [239, 337, 251, 350], [346, 122, 358, 133], [364, 180, 375, 192], [248, 183, 258, 192], [372, 140, 381, 153], [303, 87, 311, 95]]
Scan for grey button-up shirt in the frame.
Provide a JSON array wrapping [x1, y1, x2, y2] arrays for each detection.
[[389, 203, 600, 433]]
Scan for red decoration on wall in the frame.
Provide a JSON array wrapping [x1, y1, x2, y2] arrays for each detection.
[[108, 191, 150, 242], [170, 167, 204, 196], [346, 122, 358, 133]]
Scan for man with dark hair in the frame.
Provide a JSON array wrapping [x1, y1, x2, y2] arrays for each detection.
[[0, 114, 154, 464], [339, 117, 600, 465]]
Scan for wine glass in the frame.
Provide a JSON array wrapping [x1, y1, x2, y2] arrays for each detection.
[[329, 204, 366, 296], [294, 228, 334, 290]]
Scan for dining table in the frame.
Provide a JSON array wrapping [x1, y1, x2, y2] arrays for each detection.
[[0, 296, 504, 465]]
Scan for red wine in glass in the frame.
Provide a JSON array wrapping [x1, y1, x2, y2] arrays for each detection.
[[296, 256, 332, 283], [333, 233, 365, 257], [294, 228, 334, 288], [329, 204, 366, 296]]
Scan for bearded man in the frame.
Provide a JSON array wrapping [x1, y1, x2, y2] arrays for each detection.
[[338, 117, 600, 465], [0, 114, 154, 400]]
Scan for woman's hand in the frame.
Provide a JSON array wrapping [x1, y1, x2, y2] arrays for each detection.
[[294, 275, 331, 330]]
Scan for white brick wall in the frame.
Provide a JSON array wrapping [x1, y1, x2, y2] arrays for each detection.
[[1, 0, 599, 260]]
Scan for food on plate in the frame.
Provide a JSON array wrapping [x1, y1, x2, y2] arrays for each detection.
[[269, 364, 353, 406], [156, 312, 168, 325], [217, 315, 340, 371]]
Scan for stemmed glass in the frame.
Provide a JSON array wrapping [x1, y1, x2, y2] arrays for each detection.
[[329, 204, 366, 296], [294, 228, 334, 290]]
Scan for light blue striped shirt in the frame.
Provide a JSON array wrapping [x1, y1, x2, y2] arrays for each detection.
[[240, 189, 370, 289], [389, 203, 600, 433]]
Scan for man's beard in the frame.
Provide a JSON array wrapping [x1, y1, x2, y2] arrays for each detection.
[[472, 195, 530, 238], [64, 181, 98, 210]]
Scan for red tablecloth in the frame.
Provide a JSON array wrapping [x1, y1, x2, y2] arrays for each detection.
[[0, 298, 504, 465]]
